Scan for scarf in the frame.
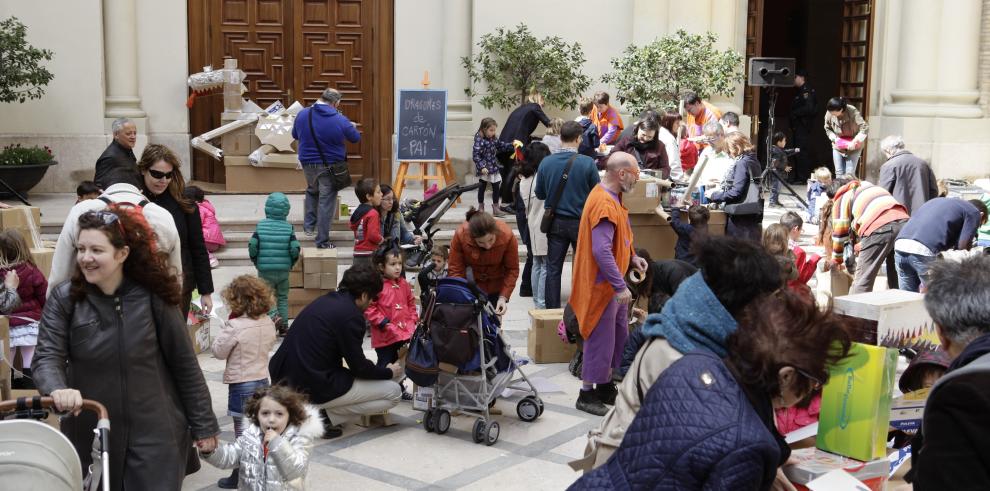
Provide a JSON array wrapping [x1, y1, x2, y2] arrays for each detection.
[[640, 272, 738, 357]]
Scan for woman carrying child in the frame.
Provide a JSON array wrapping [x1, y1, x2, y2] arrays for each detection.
[[201, 385, 322, 491], [0, 229, 47, 389], [211, 275, 279, 489], [473, 117, 516, 217], [365, 245, 419, 399]]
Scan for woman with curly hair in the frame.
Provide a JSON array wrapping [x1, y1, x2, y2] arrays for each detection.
[[138, 143, 215, 317], [32, 205, 220, 491]]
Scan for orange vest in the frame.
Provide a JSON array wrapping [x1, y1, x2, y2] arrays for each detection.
[[570, 185, 634, 339]]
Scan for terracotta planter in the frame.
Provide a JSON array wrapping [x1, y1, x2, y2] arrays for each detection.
[[0, 161, 57, 198]]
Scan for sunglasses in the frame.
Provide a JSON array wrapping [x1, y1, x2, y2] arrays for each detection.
[[148, 169, 175, 180], [85, 210, 126, 236]]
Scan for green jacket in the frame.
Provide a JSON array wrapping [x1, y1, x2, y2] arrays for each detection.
[[249, 192, 300, 272]]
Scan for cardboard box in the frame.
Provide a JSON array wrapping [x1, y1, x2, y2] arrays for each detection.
[[260, 152, 301, 169], [624, 178, 664, 214], [288, 288, 326, 318], [9, 389, 61, 429], [0, 206, 41, 229], [291, 258, 302, 272], [628, 211, 726, 260], [413, 385, 434, 411], [30, 247, 54, 279], [527, 309, 576, 363], [224, 156, 251, 167], [889, 387, 928, 433], [301, 247, 338, 278], [784, 447, 889, 491], [221, 126, 261, 157], [186, 319, 211, 354], [225, 165, 305, 193], [833, 290, 939, 350], [818, 342, 897, 461], [303, 273, 336, 290], [289, 270, 303, 288]]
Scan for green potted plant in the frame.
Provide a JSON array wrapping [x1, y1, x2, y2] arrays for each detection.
[[0, 16, 56, 198]]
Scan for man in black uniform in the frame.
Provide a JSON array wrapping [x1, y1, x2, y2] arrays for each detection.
[[789, 70, 817, 182]]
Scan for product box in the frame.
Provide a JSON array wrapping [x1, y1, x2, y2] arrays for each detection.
[[289, 270, 303, 288], [30, 247, 54, 279], [186, 319, 211, 355], [412, 385, 434, 411], [889, 387, 929, 433], [784, 447, 889, 491], [817, 342, 898, 461], [527, 309, 576, 363], [625, 178, 665, 214], [288, 288, 326, 318], [224, 165, 305, 193], [833, 290, 939, 350]]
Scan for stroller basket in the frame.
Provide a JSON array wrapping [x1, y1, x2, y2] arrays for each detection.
[[0, 396, 111, 491]]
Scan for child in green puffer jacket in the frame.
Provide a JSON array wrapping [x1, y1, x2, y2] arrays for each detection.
[[249, 192, 301, 335]]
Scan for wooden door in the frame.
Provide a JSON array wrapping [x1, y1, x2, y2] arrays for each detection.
[[839, 0, 873, 114], [743, 0, 764, 139], [187, 0, 392, 185]]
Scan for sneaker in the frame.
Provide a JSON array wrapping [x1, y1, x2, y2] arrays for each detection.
[[316, 243, 336, 249], [304, 229, 316, 238], [319, 409, 344, 439], [491, 205, 507, 218], [576, 389, 609, 416], [499, 204, 516, 214], [401, 390, 414, 401], [596, 382, 618, 406]]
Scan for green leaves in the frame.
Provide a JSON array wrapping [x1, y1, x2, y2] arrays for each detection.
[[602, 30, 744, 114], [0, 16, 55, 104], [462, 24, 590, 110], [0, 144, 55, 166]]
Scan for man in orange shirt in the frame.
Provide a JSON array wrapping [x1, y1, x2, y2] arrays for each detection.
[[683, 91, 722, 151], [570, 152, 648, 415]]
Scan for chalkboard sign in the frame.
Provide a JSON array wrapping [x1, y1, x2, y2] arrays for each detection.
[[397, 89, 447, 161]]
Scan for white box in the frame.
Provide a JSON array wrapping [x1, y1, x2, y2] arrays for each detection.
[[833, 290, 940, 350], [413, 385, 434, 411]]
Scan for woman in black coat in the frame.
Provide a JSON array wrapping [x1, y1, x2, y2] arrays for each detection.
[[708, 133, 764, 242], [138, 144, 215, 317], [497, 91, 552, 205]]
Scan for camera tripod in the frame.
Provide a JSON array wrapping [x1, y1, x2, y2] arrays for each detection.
[[761, 87, 807, 208]]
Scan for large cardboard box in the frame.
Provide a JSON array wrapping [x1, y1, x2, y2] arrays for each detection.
[[30, 247, 54, 279], [527, 309, 576, 363], [817, 342, 897, 462], [224, 156, 251, 167], [784, 447, 889, 491], [624, 178, 665, 214], [301, 247, 338, 278], [0, 206, 41, 229], [260, 152, 301, 169], [833, 290, 939, 350], [289, 270, 303, 288], [288, 288, 326, 318], [225, 165, 306, 193], [303, 273, 338, 290], [629, 211, 726, 260], [221, 125, 261, 157]]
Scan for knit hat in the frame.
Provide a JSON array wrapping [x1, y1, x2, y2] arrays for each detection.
[[898, 349, 951, 393]]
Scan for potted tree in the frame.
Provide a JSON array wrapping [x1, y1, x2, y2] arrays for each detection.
[[0, 16, 56, 198]]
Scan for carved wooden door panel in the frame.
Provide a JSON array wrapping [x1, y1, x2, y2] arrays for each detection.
[[293, 0, 374, 179], [744, 0, 764, 139], [839, 0, 873, 114]]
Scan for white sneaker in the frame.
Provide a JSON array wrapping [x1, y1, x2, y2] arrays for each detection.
[[304, 230, 317, 238]]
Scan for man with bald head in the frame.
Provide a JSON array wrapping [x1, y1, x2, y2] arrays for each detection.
[[94, 117, 138, 189], [570, 152, 649, 415]]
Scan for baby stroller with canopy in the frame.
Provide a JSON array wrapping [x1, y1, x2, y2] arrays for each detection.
[[413, 277, 543, 446], [0, 395, 110, 491], [400, 182, 481, 269]]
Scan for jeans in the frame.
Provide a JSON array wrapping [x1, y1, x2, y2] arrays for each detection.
[[769, 172, 782, 204], [227, 378, 269, 417], [894, 251, 935, 293], [303, 164, 339, 248], [532, 256, 548, 309], [546, 217, 581, 309], [832, 147, 863, 177]]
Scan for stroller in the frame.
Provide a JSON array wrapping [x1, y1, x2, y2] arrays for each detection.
[[0, 396, 110, 491], [418, 277, 543, 446], [400, 182, 481, 269]]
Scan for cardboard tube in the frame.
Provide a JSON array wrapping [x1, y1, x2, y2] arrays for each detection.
[[654, 206, 672, 223], [628, 268, 646, 284]]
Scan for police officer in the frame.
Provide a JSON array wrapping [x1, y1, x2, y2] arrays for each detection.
[[789, 69, 817, 182]]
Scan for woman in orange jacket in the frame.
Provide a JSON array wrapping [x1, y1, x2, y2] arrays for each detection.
[[447, 208, 519, 315]]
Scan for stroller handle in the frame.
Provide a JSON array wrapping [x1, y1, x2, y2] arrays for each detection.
[[0, 396, 110, 420]]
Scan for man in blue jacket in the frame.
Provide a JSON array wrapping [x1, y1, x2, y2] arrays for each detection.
[[894, 198, 988, 292], [292, 87, 361, 249]]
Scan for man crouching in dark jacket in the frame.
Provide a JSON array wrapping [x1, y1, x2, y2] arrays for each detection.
[[909, 255, 990, 489]]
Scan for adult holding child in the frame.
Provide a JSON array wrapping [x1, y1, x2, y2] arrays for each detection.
[[706, 132, 764, 242], [33, 205, 220, 490], [138, 144, 215, 318], [447, 208, 519, 316], [570, 152, 649, 416]]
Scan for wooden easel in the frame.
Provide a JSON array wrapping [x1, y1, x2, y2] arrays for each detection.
[[393, 71, 458, 202]]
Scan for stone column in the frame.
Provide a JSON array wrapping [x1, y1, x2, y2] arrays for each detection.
[[886, 0, 982, 117], [443, 0, 472, 124], [981, 0, 990, 115], [103, 0, 145, 118]]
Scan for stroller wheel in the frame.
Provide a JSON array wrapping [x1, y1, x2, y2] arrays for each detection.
[[537, 398, 545, 416], [433, 409, 451, 434], [484, 420, 500, 446], [423, 409, 436, 433], [472, 418, 486, 444], [516, 397, 540, 422]]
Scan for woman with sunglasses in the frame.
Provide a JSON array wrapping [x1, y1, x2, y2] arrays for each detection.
[[570, 289, 852, 491], [138, 144, 215, 317], [33, 206, 220, 490]]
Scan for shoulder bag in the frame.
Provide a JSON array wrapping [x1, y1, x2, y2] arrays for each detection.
[[308, 108, 352, 190], [539, 154, 579, 234], [723, 159, 764, 216]]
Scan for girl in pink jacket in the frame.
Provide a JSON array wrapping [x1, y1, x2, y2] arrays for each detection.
[[185, 185, 226, 267], [365, 246, 419, 399]]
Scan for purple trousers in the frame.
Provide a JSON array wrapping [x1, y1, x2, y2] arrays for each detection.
[[581, 299, 628, 384]]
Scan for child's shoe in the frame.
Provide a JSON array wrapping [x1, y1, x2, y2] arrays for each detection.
[[208, 252, 220, 268], [217, 469, 238, 489]]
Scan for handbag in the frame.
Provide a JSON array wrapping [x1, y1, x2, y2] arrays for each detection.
[[405, 293, 440, 386], [307, 107, 352, 190], [723, 159, 764, 216], [430, 303, 480, 366], [539, 154, 579, 234]]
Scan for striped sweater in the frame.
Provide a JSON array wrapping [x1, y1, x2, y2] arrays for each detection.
[[831, 181, 908, 263]]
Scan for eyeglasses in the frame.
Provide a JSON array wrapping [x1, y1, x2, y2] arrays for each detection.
[[148, 169, 175, 180], [794, 367, 826, 391]]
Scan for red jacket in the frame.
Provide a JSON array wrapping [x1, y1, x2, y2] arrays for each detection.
[[448, 220, 519, 299], [364, 277, 418, 348], [1, 262, 47, 326], [788, 245, 821, 292], [349, 204, 383, 255]]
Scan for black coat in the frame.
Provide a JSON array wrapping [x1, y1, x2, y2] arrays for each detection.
[[789, 84, 817, 132], [269, 291, 393, 404], [146, 190, 214, 295], [94, 140, 137, 189], [499, 103, 551, 144]]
